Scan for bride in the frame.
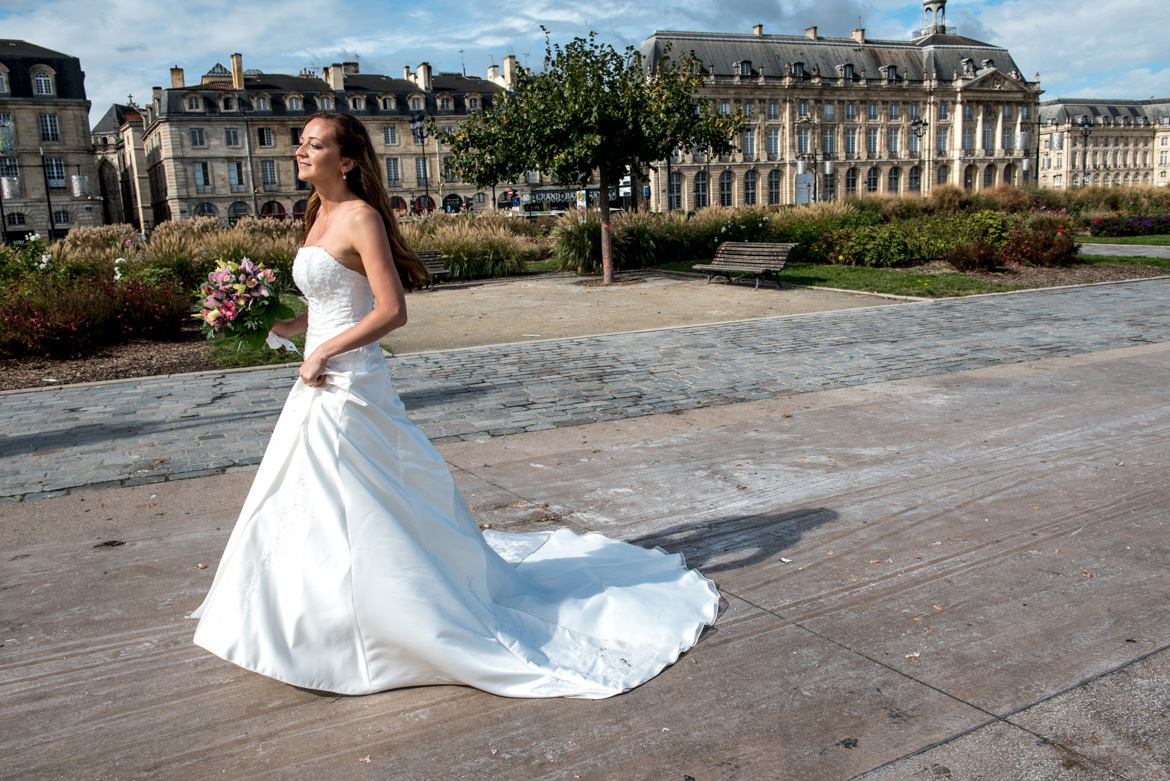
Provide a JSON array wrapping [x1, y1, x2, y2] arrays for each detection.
[[191, 111, 720, 698]]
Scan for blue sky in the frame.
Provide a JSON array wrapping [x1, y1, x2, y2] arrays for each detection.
[[1, 0, 1166, 123]]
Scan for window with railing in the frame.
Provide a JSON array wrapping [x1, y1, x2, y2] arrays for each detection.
[[1002, 128, 1013, 151], [45, 157, 65, 188], [744, 170, 757, 205], [415, 157, 427, 182], [982, 126, 994, 151], [888, 128, 899, 157], [938, 128, 949, 153], [385, 157, 400, 186], [846, 128, 857, 158], [962, 127, 974, 151], [767, 128, 780, 159], [229, 161, 246, 192], [261, 159, 278, 190], [823, 128, 835, 156], [866, 127, 879, 157], [742, 129, 755, 159], [194, 161, 212, 193], [798, 127, 809, 154]]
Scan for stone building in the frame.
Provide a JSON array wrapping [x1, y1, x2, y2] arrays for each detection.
[[137, 54, 514, 225], [0, 39, 101, 242], [92, 101, 151, 229], [639, 0, 1042, 210], [1037, 98, 1170, 190]]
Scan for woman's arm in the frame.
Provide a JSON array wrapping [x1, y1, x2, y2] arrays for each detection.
[[271, 312, 308, 338], [299, 208, 407, 385]]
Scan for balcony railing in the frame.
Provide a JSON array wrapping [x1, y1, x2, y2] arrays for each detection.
[[47, 178, 67, 189], [230, 183, 247, 193], [196, 184, 213, 194], [1, 177, 20, 199], [262, 182, 278, 191], [387, 178, 401, 188]]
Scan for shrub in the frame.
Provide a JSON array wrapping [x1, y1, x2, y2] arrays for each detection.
[[946, 239, 1001, 272], [927, 184, 967, 214], [142, 232, 202, 290], [840, 224, 914, 267], [1001, 225, 1080, 267], [1088, 214, 1170, 237], [0, 272, 188, 357]]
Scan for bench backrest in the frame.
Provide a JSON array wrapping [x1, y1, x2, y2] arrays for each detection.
[[416, 249, 446, 272], [713, 242, 795, 266]]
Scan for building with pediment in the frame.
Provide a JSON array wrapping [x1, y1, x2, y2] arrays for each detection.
[[640, 0, 1042, 209], [135, 54, 518, 226], [1037, 98, 1170, 190], [0, 40, 102, 241]]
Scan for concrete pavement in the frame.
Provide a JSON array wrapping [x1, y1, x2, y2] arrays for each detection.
[[2, 280, 1169, 779], [3, 278, 1170, 502]]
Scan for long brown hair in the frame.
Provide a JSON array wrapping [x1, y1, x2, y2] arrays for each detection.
[[302, 111, 430, 291]]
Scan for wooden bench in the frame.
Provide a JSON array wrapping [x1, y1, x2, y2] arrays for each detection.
[[416, 249, 449, 290], [693, 242, 796, 290]]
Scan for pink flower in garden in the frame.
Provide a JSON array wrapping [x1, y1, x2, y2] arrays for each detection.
[[263, 269, 276, 282], [220, 300, 238, 321]]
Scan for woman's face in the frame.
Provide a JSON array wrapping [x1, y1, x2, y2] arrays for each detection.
[[296, 118, 352, 185]]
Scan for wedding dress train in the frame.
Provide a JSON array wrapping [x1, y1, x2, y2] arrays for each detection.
[[191, 246, 720, 698]]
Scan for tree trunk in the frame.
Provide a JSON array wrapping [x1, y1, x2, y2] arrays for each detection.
[[598, 167, 614, 284]]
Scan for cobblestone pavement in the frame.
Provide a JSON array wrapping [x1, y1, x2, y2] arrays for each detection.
[[1079, 242, 1170, 258], [3, 279, 1169, 501]]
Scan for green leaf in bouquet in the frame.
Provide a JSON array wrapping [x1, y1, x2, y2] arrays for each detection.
[[270, 301, 297, 320]]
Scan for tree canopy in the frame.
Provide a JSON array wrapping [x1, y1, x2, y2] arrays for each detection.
[[440, 30, 745, 282]]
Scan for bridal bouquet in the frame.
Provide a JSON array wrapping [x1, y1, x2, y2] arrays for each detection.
[[195, 257, 298, 351]]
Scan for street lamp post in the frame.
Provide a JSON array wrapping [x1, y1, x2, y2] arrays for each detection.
[[1078, 115, 1092, 187], [910, 118, 930, 194], [409, 111, 431, 214]]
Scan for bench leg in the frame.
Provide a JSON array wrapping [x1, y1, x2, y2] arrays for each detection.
[[754, 275, 760, 291], [705, 274, 712, 285]]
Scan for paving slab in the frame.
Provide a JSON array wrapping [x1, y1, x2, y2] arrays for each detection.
[[2, 341, 1169, 779]]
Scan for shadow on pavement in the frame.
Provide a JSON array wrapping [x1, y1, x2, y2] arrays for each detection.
[[629, 506, 837, 574]]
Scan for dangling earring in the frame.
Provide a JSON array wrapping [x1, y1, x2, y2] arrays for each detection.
[[342, 171, 347, 180]]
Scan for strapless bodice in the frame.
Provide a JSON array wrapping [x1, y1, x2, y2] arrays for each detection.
[[292, 246, 386, 373]]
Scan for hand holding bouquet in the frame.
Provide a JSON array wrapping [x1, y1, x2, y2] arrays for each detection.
[[195, 257, 298, 351]]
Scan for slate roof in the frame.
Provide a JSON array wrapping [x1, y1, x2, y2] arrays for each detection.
[[640, 28, 1029, 85], [1040, 97, 1170, 126], [0, 39, 72, 59], [93, 103, 141, 134], [0, 39, 88, 100]]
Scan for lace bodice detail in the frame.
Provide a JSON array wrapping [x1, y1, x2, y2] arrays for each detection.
[[292, 246, 386, 373]]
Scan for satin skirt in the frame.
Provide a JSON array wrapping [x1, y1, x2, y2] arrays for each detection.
[[192, 364, 720, 698]]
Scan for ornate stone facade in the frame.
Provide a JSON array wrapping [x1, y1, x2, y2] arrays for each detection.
[[138, 54, 521, 225], [1037, 98, 1170, 189], [93, 102, 150, 229], [0, 40, 101, 241], [639, 0, 1042, 210]]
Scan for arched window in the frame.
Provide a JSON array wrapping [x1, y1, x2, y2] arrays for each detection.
[[260, 201, 286, 220], [319, 96, 332, 110], [0, 68, 8, 94], [693, 171, 708, 208], [254, 95, 269, 111], [846, 168, 858, 194], [866, 167, 879, 192], [668, 171, 682, 210], [744, 170, 757, 205], [381, 96, 394, 110], [888, 167, 900, 193], [194, 202, 218, 218], [34, 70, 53, 95], [909, 166, 921, 192], [937, 164, 948, 185], [411, 97, 422, 111], [719, 171, 733, 206], [6, 211, 26, 226], [293, 199, 308, 220], [228, 202, 250, 225], [983, 165, 995, 188], [287, 96, 302, 111], [389, 196, 408, 211], [768, 170, 781, 204], [468, 97, 479, 110], [352, 96, 364, 110]]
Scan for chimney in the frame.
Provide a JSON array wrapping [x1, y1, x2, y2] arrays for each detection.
[[343, 61, 359, 74], [326, 63, 345, 90], [230, 53, 244, 90], [805, 26, 818, 39], [851, 28, 865, 43], [487, 64, 500, 83], [417, 61, 432, 92], [752, 24, 763, 36], [403, 65, 412, 82], [170, 66, 184, 89], [502, 55, 517, 90]]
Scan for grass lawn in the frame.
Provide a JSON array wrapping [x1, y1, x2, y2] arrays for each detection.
[[208, 295, 307, 369], [1071, 257, 1170, 270], [654, 259, 1015, 298], [524, 258, 560, 272], [1077, 234, 1170, 246]]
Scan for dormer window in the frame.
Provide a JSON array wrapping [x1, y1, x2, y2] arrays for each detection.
[[468, 97, 479, 110], [738, 61, 752, 77], [319, 96, 332, 110], [223, 96, 236, 111], [842, 64, 855, 80], [411, 97, 422, 111], [381, 96, 395, 110], [352, 96, 364, 110], [34, 70, 54, 95], [793, 62, 804, 78], [0, 67, 8, 94], [886, 65, 897, 81], [255, 95, 270, 111], [440, 96, 452, 110], [287, 96, 302, 111], [185, 95, 203, 111]]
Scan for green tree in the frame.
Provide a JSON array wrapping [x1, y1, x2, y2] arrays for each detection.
[[441, 30, 744, 283]]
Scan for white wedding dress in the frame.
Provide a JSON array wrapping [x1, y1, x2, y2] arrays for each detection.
[[191, 246, 720, 698]]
